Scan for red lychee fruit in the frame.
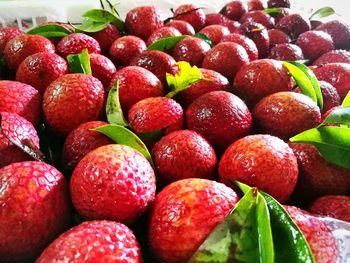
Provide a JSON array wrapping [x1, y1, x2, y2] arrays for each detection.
[[240, 10, 275, 29], [267, 0, 290, 8], [56, 33, 101, 58], [173, 4, 206, 32], [146, 26, 181, 46], [221, 0, 248, 21], [276, 13, 311, 39], [313, 49, 350, 66], [248, 0, 267, 10], [316, 20, 350, 49], [269, 43, 304, 61], [268, 28, 290, 46], [89, 24, 121, 54], [270, 7, 290, 24], [165, 20, 196, 35], [199, 25, 230, 45], [220, 33, 259, 61], [89, 53, 117, 88], [0, 27, 23, 55], [204, 13, 241, 33]]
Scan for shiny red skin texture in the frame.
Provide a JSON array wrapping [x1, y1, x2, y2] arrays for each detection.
[[268, 43, 304, 61], [149, 178, 239, 263], [175, 68, 230, 107], [36, 220, 142, 263], [284, 206, 339, 263], [172, 36, 211, 67], [186, 91, 252, 150], [146, 26, 181, 46], [0, 27, 23, 55], [70, 144, 156, 224], [199, 25, 230, 45], [109, 36, 146, 67], [43, 74, 105, 137], [219, 134, 298, 202], [125, 6, 164, 41], [253, 92, 321, 139], [309, 195, 350, 223], [0, 80, 41, 126], [109, 66, 164, 114], [202, 42, 249, 81], [204, 13, 241, 33], [62, 121, 113, 170], [313, 63, 350, 99], [233, 59, 294, 107], [267, 0, 290, 8], [316, 20, 350, 49], [90, 24, 121, 54], [57, 33, 101, 58], [128, 97, 183, 134], [0, 112, 39, 168], [221, 33, 259, 61], [268, 28, 290, 46], [289, 143, 350, 201], [221, 0, 248, 21], [89, 54, 117, 88], [276, 14, 311, 39], [173, 4, 206, 32], [296, 31, 334, 61], [240, 10, 275, 29], [313, 49, 350, 66], [248, 0, 267, 11], [0, 161, 70, 262], [4, 34, 55, 70], [15, 52, 68, 95], [165, 20, 195, 35], [238, 22, 270, 58], [152, 130, 217, 184]]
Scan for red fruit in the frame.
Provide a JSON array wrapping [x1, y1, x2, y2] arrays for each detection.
[[316, 20, 350, 49], [221, 0, 248, 21], [268, 28, 290, 46], [62, 121, 113, 170], [309, 195, 350, 223], [240, 10, 275, 29], [276, 14, 311, 39], [57, 33, 101, 58], [90, 24, 121, 54], [313, 49, 350, 66], [233, 59, 294, 106], [219, 134, 298, 203], [36, 220, 142, 263], [0, 112, 40, 168], [109, 66, 164, 114], [43, 74, 105, 137], [70, 144, 156, 224], [15, 52, 68, 95], [202, 42, 249, 81], [128, 97, 183, 135], [186, 91, 252, 150], [173, 4, 206, 32], [0, 161, 70, 262], [221, 33, 259, 61], [172, 36, 211, 66], [109, 35, 146, 66], [125, 6, 164, 41], [267, 0, 290, 8], [0, 27, 23, 55], [268, 43, 304, 61], [270, 7, 290, 24], [152, 130, 217, 184], [165, 20, 195, 35], [3, 34, 55, 70], [0, 80, 41, 126], [149, 178, 239, 263], [204, 13, 241, 33], [284, 206, 339, 263], [89, 53, 117, 88], [199, 25, 230, 45], [146, 26, 181, 46], [248, 0, 267, 10]]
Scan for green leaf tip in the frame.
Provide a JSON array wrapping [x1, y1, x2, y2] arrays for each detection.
[[309, 7, 335, 21], [106, 80, 128, 127], [67, 48, 92, 75]]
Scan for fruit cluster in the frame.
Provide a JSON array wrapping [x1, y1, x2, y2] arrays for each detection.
[[0, 0, 349, 262]]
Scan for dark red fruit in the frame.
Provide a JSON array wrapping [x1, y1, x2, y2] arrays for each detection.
[[268, 43, 304, 61], [313, 49, 350, 66], [146, 26, 181, 46], [268, 28, 290, 46], [89, 53, 117, 88], [204, 13, 241, 33], [276, 14, 311, 39], [173, 4, 206, 32], [221, 0, 248, 21], [199, 25, 230, 45], [248, 0, 267, 11], [165, 20, 195, 35], [221, 33, 259, 61], [267, 0, 290, 8], [316, 20, 350, 49], [90, 24, 121, 54], [240, 10, 275, 29], [0, 27, 23, 55], [57, 33, 101, 58]]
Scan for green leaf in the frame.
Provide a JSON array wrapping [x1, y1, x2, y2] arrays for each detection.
[[318, 107, 350, 126], [290, 126, 350, 169], [138, 129, 165, 142], [264, 8, 283, 15], [27, 24, 70, 37], [194, 33, 214, 48], [309, 7, 335, 21], [93, 124, 154, 166], [341, 91, 350, 107], [147, 35, 186, 51], [67, 49, 92, 75], [73, 20, 108, 33], [106, 80, 128, 126]]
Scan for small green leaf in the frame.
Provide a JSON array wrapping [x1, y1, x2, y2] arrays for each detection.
[[341, 91, 350, 107], [73, 20, 108, 33], [67, 49, 92, 75], [147, 35, 186, 51], [194, 33, 214, 48], [264, 7, 283, 15], [27, 24, 70, 38], [106, 80, 128, 126], [309, 7, 335, 21], [318, 107, 350, 126]]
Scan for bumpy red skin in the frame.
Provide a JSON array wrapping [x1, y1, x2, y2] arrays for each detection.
[[219, 134, 298, 203], [268, 28, 290, 46], [253, 92, 321, 139], [152, 130, 217, 184], [109, 36, 146, 67], [309, 195, 350, 223], [313, 49, 350, 66], [186, 91, 252, 150], [146, 26, 181, 46], [3, 34, 55, 70], [165, 20, 195, 35], [233, 59, 294, 107], [62, 121, 113, 170], [125, 6, 164, 41], [316, 20, 350, 49], [313, 63, 350, 99], [248, 0, 267, 11], [149, 178, 239, 263], [296, 31, 334, 61], [240, 10, 275, 29], [70, 144, 156, 224], [43, 74, 105, 137], [0, 80, 41, 126], [204, 13, 241, 33], [15, 52, 68, 95], [202, 42, 249, 81], [289, 143, 350, 201], [267, 0, 290, 8], [221, 0, 248, 21], [128, 97, 183, 134], [276, 14, 311, 39], [173, 4, 206, 32], [221, 33, 258, 61], [0, 161, 70, 262], [199, 25, 230, 45], [89, 54, 117, 88], [90, 24, 121, 54], [284, 206, 339, 263], [172, 36, 211, 67], [0, 27, 23, 55], [268, 43, 304, 61], [37, 221, 142, 263], [57, 33, 101, 58], [109, 66, 164, 114]]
